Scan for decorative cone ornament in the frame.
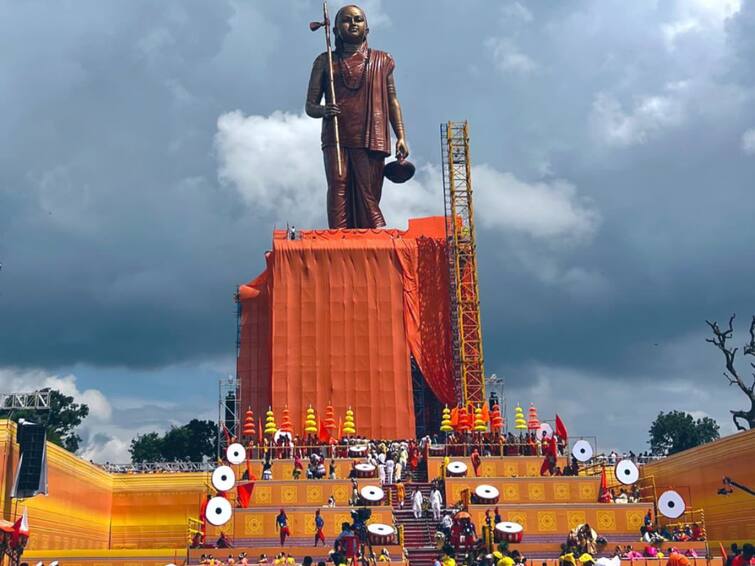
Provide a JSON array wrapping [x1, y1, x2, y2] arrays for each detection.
[[304, 405, 318, 434], [280, 406, 293, 433], [473, 406, 486, 431], [264, 407, 277, 436], [242, 407, 256, 438], [490, 404, 504, 431], [440, 405, 453, 432], [527, 403, 540, 430], [323, 403, 336, 432], [457, 406, 470, 431], [343, 407, 356, 436], [514, 404, 527, 430]]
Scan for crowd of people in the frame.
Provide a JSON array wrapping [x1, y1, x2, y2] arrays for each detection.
[[196, 550, 394, 566]]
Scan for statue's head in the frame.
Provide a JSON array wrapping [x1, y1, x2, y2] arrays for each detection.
[[334, 4, 368, 49]]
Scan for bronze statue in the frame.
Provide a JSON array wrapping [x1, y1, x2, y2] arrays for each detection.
[[306, 4, 410, 229]]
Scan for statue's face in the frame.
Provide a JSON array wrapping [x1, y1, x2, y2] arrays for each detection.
[[336, 5, 367, 44]]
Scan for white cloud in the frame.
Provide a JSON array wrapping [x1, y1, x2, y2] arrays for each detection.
[[486, 38, 537, 74], [215, 110, 326, 226], [500, 2, 533, 24], [215, 110, 599, 245], [741, 128, 755, 155], [683, 0, 741, 24], [474, 166, 600, 243], [0, 368, 112, 420], [499, 361, 739, 452], [590, 91, 685, 147], [0, 367, 215, 464], [662, 19, 700, 50]]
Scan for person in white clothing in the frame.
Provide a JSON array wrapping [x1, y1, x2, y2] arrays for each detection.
[[429, 486, 442, 521], [378, 463, 386, 485], [412, 488, 424, 520], [385, 459, 395, 484]]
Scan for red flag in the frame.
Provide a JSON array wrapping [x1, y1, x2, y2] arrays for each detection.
[[555, 414, 568, 442], [258, 416, 263, 444], [318, 418, 331, 443], [598, 465, 611, 502], [237, 474, 256, 508]]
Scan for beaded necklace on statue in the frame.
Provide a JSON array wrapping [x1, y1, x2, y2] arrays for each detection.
[[338, 48, 371, 91]]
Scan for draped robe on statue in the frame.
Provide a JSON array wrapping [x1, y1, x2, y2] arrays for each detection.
[[319, 43, 394, 229]]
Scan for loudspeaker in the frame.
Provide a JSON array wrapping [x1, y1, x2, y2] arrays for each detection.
[[12, 420, 48, 498]]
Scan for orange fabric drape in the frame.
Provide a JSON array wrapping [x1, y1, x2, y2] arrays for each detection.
[[237, 217, 455, 439]]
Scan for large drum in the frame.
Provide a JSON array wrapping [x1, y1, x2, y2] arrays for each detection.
[[495, 521, 523, 543], [367, 523, 396, 545], [360, 485, 385, 506], [429, 445, 445, 456], [446, 461, 468, 478], [472, 484, 500, 505], [349, 445, 368, 458], [355, 463, 376, 478]]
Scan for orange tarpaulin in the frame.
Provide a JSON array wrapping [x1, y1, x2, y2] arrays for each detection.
[[237, 217, 455, 439]]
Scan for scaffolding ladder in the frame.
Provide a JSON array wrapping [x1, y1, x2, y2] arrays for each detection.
[[441, 121, 486, 406]]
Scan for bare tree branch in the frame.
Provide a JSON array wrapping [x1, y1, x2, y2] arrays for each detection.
[[706, 313, 755, 430]]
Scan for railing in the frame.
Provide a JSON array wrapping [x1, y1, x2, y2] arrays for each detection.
[[97, 440, 667, 473]]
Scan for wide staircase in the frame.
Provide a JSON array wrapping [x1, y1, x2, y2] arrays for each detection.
[[388, 480, 438, 566]]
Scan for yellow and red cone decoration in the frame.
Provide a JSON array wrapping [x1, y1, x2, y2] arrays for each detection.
[[242, 407, 256, 438], [304, 405, 318, 435], [343, 407, 356, 436], [527, 403, 540, 430], [473, 405, 487, 431], [457, 405, 470, 431], [490, 404, 504, 432], [323, 403, 336, 434], [440, 405, 453, 432], [514, 404, 527, 430], [280, 406, 293, 434], [264, 407, 277, 436]]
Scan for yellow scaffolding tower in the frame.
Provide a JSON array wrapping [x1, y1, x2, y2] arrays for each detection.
[[441, 121, 486, 406]]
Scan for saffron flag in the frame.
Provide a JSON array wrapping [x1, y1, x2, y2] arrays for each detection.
[[598, 465, 612, 503], [318, 418, 331, 443], [555, 414, 568, 442], [481, 403, 490, 423], [450, 407, 459, 427]]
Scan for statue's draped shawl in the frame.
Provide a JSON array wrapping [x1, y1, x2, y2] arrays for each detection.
[[321, 44, 394, 156]]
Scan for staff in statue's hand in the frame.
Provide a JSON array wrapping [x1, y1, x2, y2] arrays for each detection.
[[309, 1, 343, 176]]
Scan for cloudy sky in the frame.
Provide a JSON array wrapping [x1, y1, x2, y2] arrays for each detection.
[[1, 0, 753, 463]]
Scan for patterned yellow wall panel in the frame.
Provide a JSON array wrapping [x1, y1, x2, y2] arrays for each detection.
[[428, 456, 566, 479], [467, 503, 651, 535], [205, 508, 395, 540], [641, 429, 755, 545], [445, 477, 601, 504]]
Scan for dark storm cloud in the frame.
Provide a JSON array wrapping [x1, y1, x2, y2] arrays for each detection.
[[0, 0, 753, 451]]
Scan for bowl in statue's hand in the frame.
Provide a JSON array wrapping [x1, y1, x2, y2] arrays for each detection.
[[384, 159, 416, 183]]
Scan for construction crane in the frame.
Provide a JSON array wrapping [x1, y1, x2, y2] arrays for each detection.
[[441, 121, 486, 406]]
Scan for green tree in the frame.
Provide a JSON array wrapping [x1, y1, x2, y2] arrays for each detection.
[[649, 410, 720, 456], [129, 419, 218, 463], [0, 388, 89, 452], [129, 432, 164, 463]]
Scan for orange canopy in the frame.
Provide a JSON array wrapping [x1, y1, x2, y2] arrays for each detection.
[[237, 217, 456, 439]]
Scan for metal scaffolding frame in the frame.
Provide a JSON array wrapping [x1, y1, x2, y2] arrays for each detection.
[[217, 375, 238, 461], [0, 391, 52, 411], [441, 121, 486, 406]]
